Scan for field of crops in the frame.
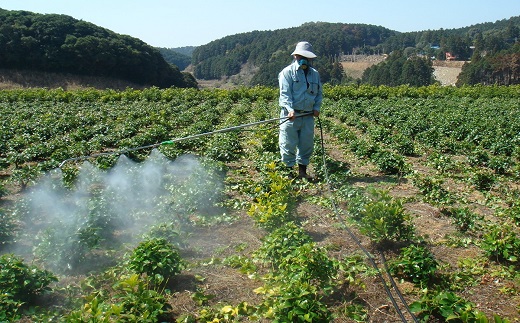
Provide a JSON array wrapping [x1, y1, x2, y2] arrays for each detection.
[[1, 85, 519, 322]]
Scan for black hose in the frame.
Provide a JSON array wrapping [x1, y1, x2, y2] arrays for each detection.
[[315, 117, 418, 323]]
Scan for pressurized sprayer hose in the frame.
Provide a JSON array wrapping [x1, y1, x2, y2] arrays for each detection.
[[58, 112, 314, 168]]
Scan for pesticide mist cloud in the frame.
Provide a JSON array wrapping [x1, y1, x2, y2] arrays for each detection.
[[16, 151, 224, 273]]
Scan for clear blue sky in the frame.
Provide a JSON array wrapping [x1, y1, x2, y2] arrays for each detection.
[[1, 0, 519, 48]]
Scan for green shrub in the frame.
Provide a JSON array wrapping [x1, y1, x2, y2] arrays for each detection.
[[410, 291, 496, 322], [470, 169, 496, 191], [481, 224, 520, 263], [0, 208, 18, 247], [371, 149, 408, 175], [67, 274, 171, 323], [355, 189, 414, 244], [205, 132, 243, 162], [389, 244, 439, 286], [0, 254, 57, 320], [33, 223, 102, 274], [254, 222, 313, 267], [128, 238, 183, 284], [247, 162, 296, 230], [391, 133, 416, 156], [254, 221, 338, 322], [0, 254, 57, 302], [442, 207, 482, 232], [260, 282, 333, 323], [0, 182, 8, 198], [488, 155, 511, 175], [349, 138, 378, 159], [412, 174, 453, 205]]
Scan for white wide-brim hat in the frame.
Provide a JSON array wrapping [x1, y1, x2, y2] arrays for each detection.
[[291, 41, 317, 58]]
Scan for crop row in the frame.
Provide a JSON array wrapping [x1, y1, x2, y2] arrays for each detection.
[[0, 85, 519, 321]]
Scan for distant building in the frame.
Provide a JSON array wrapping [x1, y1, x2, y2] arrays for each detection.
[[445, 52, 457, 61]]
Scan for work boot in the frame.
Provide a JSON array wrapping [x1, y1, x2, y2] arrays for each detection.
[[298, 164, 313, 180]]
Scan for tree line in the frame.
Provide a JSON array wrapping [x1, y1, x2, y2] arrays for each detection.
[[191, 17, 520, 87], [1, 7, 519, 88], [0, 8, 197, 88]]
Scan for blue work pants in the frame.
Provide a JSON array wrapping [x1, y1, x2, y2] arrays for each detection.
[[279, 110, 315, 167]]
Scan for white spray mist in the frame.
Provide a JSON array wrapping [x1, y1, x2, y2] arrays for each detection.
[[14, 151, 224, 274]]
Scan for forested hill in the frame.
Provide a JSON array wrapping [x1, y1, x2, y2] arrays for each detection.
[[1, 6, 519, 89], [0, 8, 197, 88], [192, 17, 520, 86], [191, 22, 396, 86]]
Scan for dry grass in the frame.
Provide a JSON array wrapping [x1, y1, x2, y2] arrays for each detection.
[[0, 68, 147, 90]]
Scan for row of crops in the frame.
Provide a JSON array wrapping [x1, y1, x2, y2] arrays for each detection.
[[0, 84, 519, 321]]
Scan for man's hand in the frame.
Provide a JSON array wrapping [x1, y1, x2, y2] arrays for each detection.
[[288, 110, 296, 121], [313, 110, 320, 117]]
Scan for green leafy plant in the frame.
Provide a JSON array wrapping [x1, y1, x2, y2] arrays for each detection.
[[390, 133, 416, 156], [257, 282, 333, 323], [470, 169, 496, 191], [488, 155, 511, 175], [10, 164, 42, 190], [371, 149, 409, 175], [0, 254, 57, 320], [441, 207, 482, 232], [187, 302, 256, 322], [481, 224, 520, 263], [354, 189, 414, 244], [427, 152, 456, 173], [247, 162, 296, 230], [223, 254, 257, 275], [205, 132, 243, 162], [412, 173, 453, 205], [191, 290, 216, 306], [128, 238, 184, 284], [389, 243, 439, 286], [0, 208, 18, 247], [254, 221, 313, 266], [467, 148, 490, 167], [33, 223, 102, 274], [502, 205, 520, 227], [143, 222, 186, 248], [340, 302, 369, 322], [349, 138, 378, 159], [0, 182, 8, 198], [410, 290, 503, 322], [253, 220, 338, 322], [67, 274, 171, 323]]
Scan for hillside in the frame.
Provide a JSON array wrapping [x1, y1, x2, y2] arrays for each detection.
[[0, 68, 147, 90], [0, 8, 518, 89], [0, 8, 197, 89], [190, 16, 520, 87]]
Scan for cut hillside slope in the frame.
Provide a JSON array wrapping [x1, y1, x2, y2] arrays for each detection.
[[341, 55, 464, 86]]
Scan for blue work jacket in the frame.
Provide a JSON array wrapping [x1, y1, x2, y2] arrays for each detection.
[[278, 60, 323, 113]]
